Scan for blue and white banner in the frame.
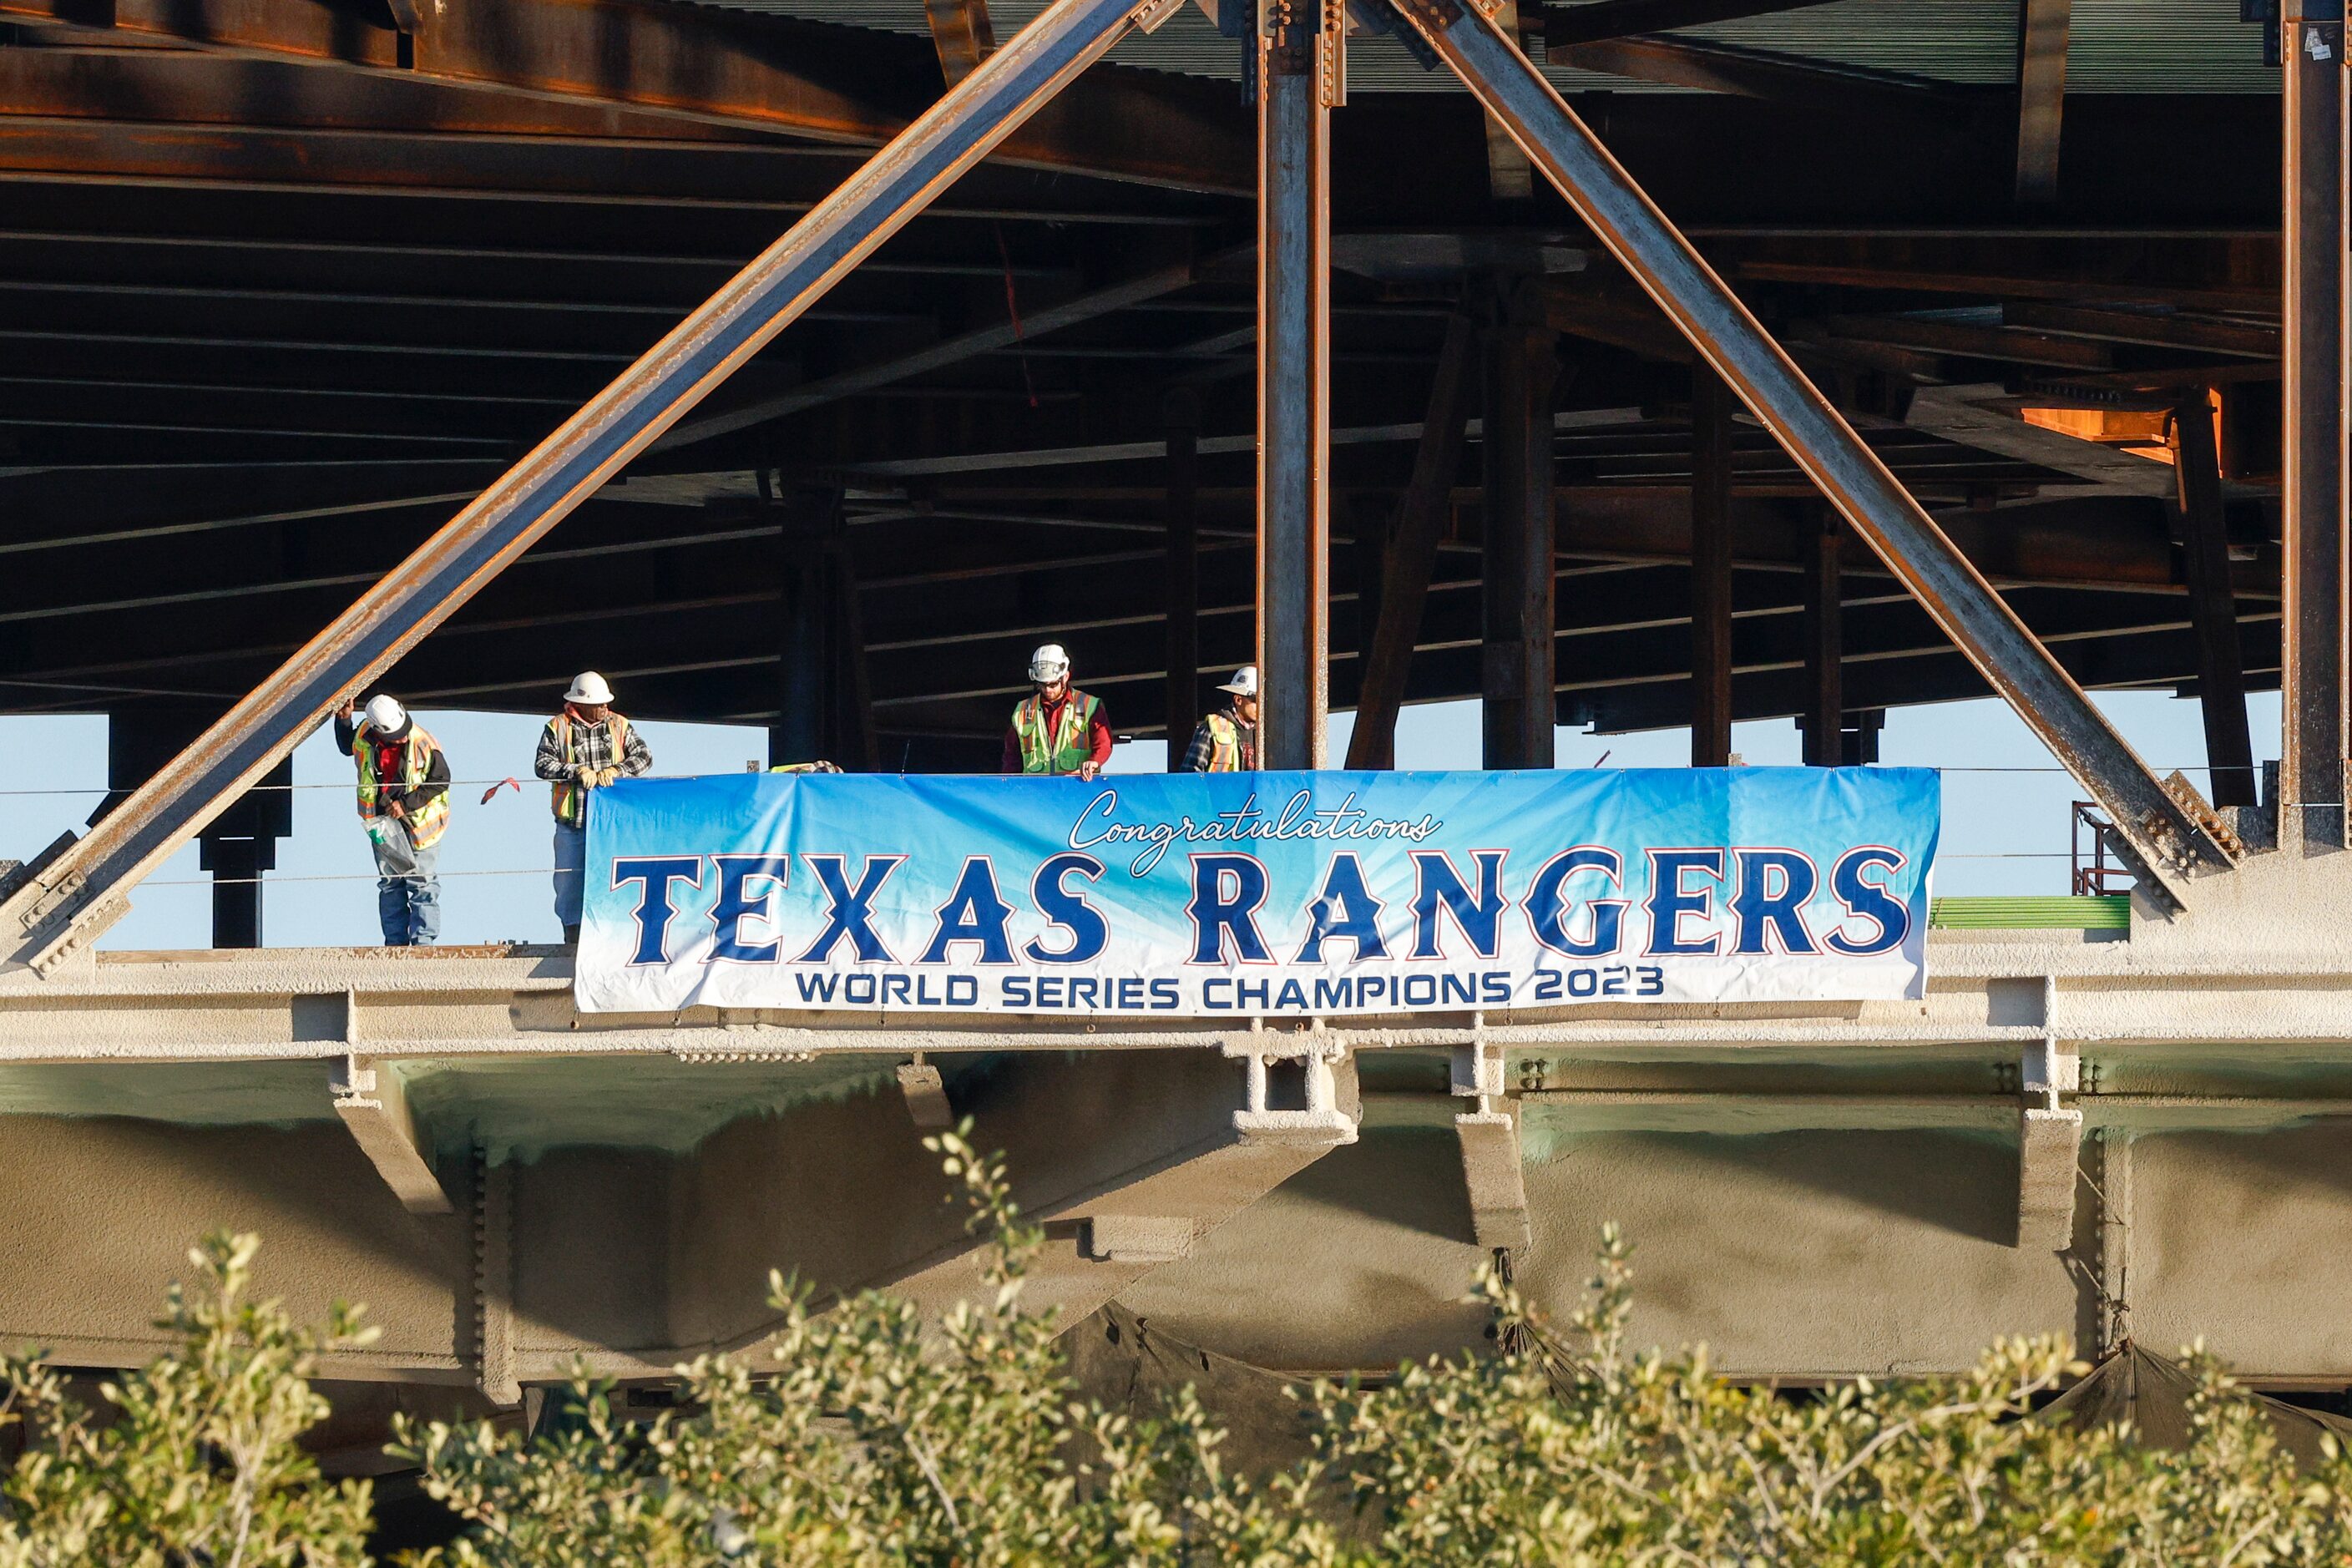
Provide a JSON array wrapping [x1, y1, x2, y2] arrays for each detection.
[[574, 768, 1938, 1016]]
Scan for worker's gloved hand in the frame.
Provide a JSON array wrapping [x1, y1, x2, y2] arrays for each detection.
[[1078, 761, 1103, 781]]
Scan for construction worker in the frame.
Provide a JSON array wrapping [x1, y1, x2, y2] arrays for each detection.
[[333, 695, 450, 948], [1181, 665, 1260, 773], [536, 671, 651, 944], [1002, 643, 1111, 779]]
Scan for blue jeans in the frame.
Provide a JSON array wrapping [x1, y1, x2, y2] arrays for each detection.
[[554, 822, 586, 929], [370, 822, 441, 947]]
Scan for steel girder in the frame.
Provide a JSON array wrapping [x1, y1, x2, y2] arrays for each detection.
[[1388, 0, 2238, 906], [0, 0, 1184, 975]]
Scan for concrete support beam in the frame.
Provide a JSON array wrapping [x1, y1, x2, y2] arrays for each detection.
[[897, 1059, 956, 1130], [474, 1152, 521, 1405], [1453, 1039, 1529, 1251], [330, 1053, 453, 1216], [863, 1050, 1359, 1333], [2018, 1034, 2081, 1252]]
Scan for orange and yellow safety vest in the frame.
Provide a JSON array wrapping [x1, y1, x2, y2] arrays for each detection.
[[352, 723, 449, 849], [1011, 690, 1100, 775], [548, 711, 631, 827]]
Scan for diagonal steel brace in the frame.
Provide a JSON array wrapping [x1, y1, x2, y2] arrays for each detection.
[[1388, 0, 2236, 909], [0, 0, 1186, 976]]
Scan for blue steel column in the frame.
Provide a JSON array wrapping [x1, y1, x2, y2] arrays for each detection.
[[0, 0, 1176, 974], [1256, 0, 1337, 769], [1390, 0, 2236, 898]]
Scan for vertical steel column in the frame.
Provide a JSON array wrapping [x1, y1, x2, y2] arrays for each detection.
[[1801, 506, 1844, 767], [1688, 367, 1734, 767], [1256, 0, 1338, 769], [2282, 0, 2347, 852], [2172, 392, 2256, 808], [0, 0, 1173, 974], [1390, 0, 2235, 898], [1164, 389, 1201, 769], [1481, 278, 1560, 770]]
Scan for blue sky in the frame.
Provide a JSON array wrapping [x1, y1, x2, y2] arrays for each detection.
[[0, 688, 2279, 948]]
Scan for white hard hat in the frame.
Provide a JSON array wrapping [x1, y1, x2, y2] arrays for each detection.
[[565, 670, 615, 706], [363, 695, 407, 733], [1216, 664, 1259, 697], [1029, 644, 1070, 684]]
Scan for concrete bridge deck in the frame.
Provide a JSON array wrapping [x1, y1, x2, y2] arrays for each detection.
[[0, 851, 2344, 1399]]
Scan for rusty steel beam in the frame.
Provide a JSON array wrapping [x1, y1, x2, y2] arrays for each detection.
[[1347, 311, 1477, 769], [1689, 367, 1734, 766], [0, 0, 1184, 975], [1256, 0, 1338, 769], [1480, 278, 1559, 769], [2172, 392, 2254, 809], [1799, 506, 1843, 766], [2279, 0, 2346, 854], [1396, 0, 2238, 902], [2013, 0, 2069, 205], [0, 0, 1244, 194], [924, 0, 999, 86]]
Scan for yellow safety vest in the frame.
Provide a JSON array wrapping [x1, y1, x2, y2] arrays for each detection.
[[1012, 690, 1100, 775], [352, 723, 449, 849], [1201, 711, 1248, 772], [549, 711, 630, 827]]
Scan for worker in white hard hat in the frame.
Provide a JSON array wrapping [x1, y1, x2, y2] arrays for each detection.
[[1181, 665, 1260, 773], [534, 670, 652, 943], [333, 694, 451, 946], [1001, 642, 1110, 779]]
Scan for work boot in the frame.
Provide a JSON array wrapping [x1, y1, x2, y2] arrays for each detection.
[[563, 923, 581, 946]]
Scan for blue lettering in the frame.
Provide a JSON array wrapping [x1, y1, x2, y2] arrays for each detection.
[[796, 854, 905, 964], [1731, 849, 1820, 955], [1827, 847, 1911, 955], [1188, 855, 1272, 964], [708, 854, 789, 964], [795, 971, 839, 1003], [1275, 979, 1308, 1011], [1644, 849, 1724, 957], [1000, 975, 1032, 1007], [1295, 852, 1389, 962], [1409, 851, 1509, 959], [918, 857, 1016, 964], [610, 856, 701, 965], [1150, 979, 1180, 1009], [1525, 847, 1626, 958], [1024, 853, 1108, 964]]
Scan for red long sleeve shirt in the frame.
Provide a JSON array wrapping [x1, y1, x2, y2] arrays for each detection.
[[1000, 691, 1114, 774]]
